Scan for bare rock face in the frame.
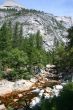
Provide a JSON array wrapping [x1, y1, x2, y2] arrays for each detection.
[[0, 7, 72, 50], [55, 16, 73, 28]]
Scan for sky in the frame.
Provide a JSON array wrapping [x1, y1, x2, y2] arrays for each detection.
[[0, 0, 73, 16]]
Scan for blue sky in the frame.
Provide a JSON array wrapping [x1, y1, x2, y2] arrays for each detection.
[[0, 0, 73, 16]]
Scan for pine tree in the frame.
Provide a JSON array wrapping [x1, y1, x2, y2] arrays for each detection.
[[35, 31, 43, 50], [67, 26, 73, 49], [0, 22, 13, 70], [7, 21, 13, 50], [12, 22, 19, 48], [0, 23, 7, 51], [18, 24, 24, 49], [0, 22, 12, 51]]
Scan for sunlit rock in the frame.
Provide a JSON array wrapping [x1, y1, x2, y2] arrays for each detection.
[[13, 80, 34, 91], [46, 64, 56, 68], [55, 85, 63, 90], [18, 94, 23, 98], [44, 93, 50, 99], [0, 80, 14, 96], [45, 87, 52, 93], [30, 97, 41, 108], [52, 85, 63, 96], [32, 89, 40, 94], [30, 78, 38, 83], [39, 89, 44, 97], [13, 99, 19, 102], [0, 104, 6, 110]]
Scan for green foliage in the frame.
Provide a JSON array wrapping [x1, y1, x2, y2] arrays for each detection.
[[12, 22, 19, 48], [8, 48, 28, 67], [5, 48, 29, 80], [0, 22, 51, 80], [7, 106, 14, 110], [0, 22, 12, 51], [40, 99, 52, 110], [39, 83, 73, 110], [67, 26, 73, 49], [1, 21, 73, 80], [53, 26, 73, 73], [53, 43, 66, 69], [0, 70, 5, 79], [0, 50, 9, 70], [21, 32, 50, 74], [55, 82, 73, 110], [35, 31, 43, 50]]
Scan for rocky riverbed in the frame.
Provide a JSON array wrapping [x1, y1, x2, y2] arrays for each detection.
[[0, 71, 64, 110]]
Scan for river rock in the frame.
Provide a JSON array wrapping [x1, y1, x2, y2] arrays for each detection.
[[32, 88, 40, 93], [55, 85, 63, 90], [0, 104, 6, 110], [13, 80, 34, 91], [0, 80, 14, 96], [30, 78, 38, 83], [39, 89, 44, 97], [52, 85, 63, 96], [18, 94, 23, 98], [30, 97, 41, 108], [45, 87, 52, 93], [44, 93, 50, 99]]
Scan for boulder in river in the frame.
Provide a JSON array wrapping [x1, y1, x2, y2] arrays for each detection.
[[0, 104, 6, 110]]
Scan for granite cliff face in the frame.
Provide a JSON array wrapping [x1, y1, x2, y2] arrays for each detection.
[[0, 1, 73, 50], [55, 16, 73, 28]]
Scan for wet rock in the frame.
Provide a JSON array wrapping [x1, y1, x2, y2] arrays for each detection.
[[55, 85, 63, 90], [32, 89, 40, 94], [39, 90, 44, 97], [44, 93, 50, 99], [53, 85, 63, 96], [30, 97, 41, 108]]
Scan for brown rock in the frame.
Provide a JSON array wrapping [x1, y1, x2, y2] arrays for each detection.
[[45, 87, 52, 93], [13, 99, 19, 102], [18, 94, 23, 98]]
